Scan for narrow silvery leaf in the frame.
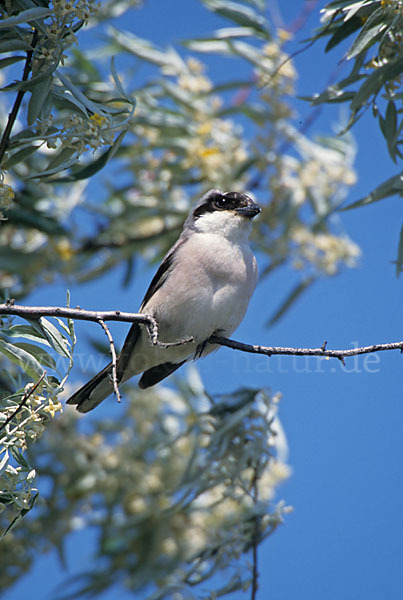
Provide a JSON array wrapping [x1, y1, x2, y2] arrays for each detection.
[[0, 55, 25, 69], [342, 173, 403, 210], [108, 27, 185, 71], [38, 318, 71, 357], [0, 339, 45, 378], [0, 7, 51, 29], [6, 324, 51, 346], [56, 70, 107, 116], [0, 450, 9, 478], [346, 5, 385, 59], [12, 342, 57, 370], [2, 144, 41, 169], [26, 147, 79, 179], [27, 76, 52, 125], [202, 0, 269, 37]]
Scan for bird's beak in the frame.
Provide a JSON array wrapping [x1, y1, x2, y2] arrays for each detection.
[[236, 200, 261, 219]]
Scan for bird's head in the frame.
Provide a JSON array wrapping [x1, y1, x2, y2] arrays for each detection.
[[186, 190, 261, 238]]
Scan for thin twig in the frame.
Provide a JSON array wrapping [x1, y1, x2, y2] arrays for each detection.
[[0, 30, 38, 166], [97, 319, 121, 403], [0, 372, 46, 433], [250, 466, 260, 600], [210, 335, 403, 364], [1, 304, 403, 363]]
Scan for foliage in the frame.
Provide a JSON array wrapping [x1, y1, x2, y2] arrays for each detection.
[[0, 0, 359, 298], [0, 0, 375, 598], [0, 306, 75, 544], [0, 0, 136, 296], [1, 375, 290, 597], [305, 0, 403, 227]]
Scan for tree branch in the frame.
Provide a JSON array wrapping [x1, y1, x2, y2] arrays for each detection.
[[209, 335, 403, 365], [97, 319, 121, 402], [0, 371, 46, 433], [1, 303, 402, 363], [0, 30, 38, 166], [0, 303, 193, 348]]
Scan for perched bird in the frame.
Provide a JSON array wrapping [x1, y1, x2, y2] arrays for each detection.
[[67, 189, 260, 413]]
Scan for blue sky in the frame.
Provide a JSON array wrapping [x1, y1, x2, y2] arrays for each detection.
[[6, 1, 403, 599]]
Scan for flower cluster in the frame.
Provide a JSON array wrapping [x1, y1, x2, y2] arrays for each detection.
[[60, 112, 113, 153], [2, 371, 289, 597], [31, 0, 99, 78], [0, 182, 14, 221], [0, 384, 63, 533], [291, 226, 360, 275]]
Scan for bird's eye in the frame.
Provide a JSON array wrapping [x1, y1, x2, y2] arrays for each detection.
[[213, 196, 228, 209]]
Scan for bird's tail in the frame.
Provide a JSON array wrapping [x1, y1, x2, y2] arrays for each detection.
[[66, 363, 114, 413], [67, 322, 142, 413]]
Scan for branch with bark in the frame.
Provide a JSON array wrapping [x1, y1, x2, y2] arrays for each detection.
[[1, 303, 402, 365]]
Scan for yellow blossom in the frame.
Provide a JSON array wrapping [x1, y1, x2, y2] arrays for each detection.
[[278, 28, 293, 42], [43, 398, 63, 418], [55, 238, 74, 261], [89, 113, 107, 128], [0, 183, 15, 205], [196, 122, 213, 136], [199, 146, 220, 158]]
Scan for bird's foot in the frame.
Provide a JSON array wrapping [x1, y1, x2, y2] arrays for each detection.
[[195, 329, 225, 358]]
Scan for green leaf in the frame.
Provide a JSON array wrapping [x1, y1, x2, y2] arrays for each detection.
[[6, 324, 51, 346], [209, 79, 253, 93], [2, 57, 60, 93], [219, 102, 269, 124], [342, 172, 403, 210], [0, 339, 46, 378], [51, 86, 89, 116], [346, 20, 386, 60], [351, 57, 403, 112], [267, 277, 315, 326], [108, 27, 185, 71], [0, 39, 33, 53], [202, 0, 269, 38], [27, 76, 53, 126], [229, 40, 273, 71], [38, 318, 71, 357], [184, 27, 258, 46], [0, 490, 38, 541], [56, 70, 109, 116], [379, 101, 398, 161], [2, 143, 41, 169], [110, 56, 128, 99], [0, 247, 41, 274], [325, 16, 363, 52], [53, 128, 128, 182], [11, 342, 56, 369], [0, 450, 9, 478], [5, 206, 66, 235], [0, 7, 51, 29], [26, 146, 79, 179], [344, 0, 375, 21], [10, 446, 31, 469], [0, 55, 25, 69], [395, 224, 403, 278], [182, 39, 233, 54]]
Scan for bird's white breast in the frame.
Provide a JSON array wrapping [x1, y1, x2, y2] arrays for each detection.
[[153, 228, 257, 341], [128, 218, 258, 374]]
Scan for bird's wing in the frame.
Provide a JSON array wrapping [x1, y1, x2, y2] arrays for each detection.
[[117, 235, 188, 379], [139, 235, 187, 310], [138, 360, 186, 389]]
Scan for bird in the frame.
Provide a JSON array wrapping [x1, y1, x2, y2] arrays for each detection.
[[67, 189, 261, 413]]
